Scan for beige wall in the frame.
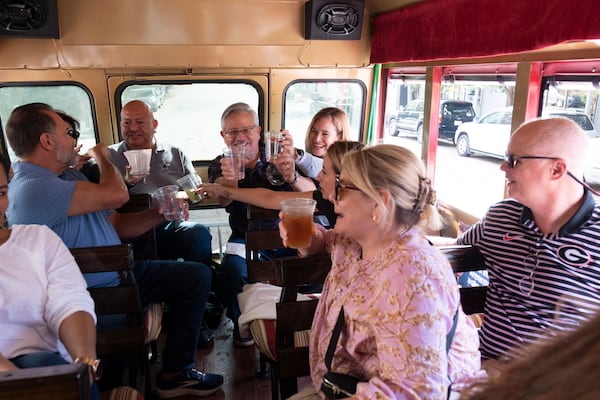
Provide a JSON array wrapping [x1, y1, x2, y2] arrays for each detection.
[[0, 0, 371, 70]]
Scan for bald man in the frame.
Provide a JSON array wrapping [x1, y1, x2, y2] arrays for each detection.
[[458, 117, 600, 361], [109, 100, 215, 347]]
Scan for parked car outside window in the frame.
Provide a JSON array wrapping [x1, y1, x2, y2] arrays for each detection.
[[454, 107, 513, 158], [543, 110, 598, 138], [388, 99, 475, 143]]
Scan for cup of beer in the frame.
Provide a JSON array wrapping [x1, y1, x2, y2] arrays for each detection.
[[280, 198, 316, 249], [177, 173, 204, 203]]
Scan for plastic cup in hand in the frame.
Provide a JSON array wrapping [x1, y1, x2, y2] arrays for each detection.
[[152, 185, 185, 221], [223, 145, 245, 180], [264, 131, 285, 186], [280, 198, 316, 249], [265, 131, 282, 162], [177, 173, 204, 203], [123, 149, 152, 179]]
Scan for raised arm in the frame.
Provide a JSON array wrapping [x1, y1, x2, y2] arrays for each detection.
[[69, 143, 129, 216], [200, 183, 313, 210]]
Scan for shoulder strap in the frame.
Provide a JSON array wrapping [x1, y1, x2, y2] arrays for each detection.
[[325, 306, 345, 371], [446, 309, 459, 353]]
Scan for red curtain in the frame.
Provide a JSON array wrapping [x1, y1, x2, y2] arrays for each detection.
[[371, 0, 600, 63]]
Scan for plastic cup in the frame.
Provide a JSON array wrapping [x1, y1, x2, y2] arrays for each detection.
[[223, 145, 245, 180], [152, 185, 185, 221], [123, 149, 152, 179], [177, 173, 203, 203], [265, 131, 282, 162], [280, 198, 316, 249]]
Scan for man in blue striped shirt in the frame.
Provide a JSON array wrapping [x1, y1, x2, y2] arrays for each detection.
[[458, 117, 600, 361]]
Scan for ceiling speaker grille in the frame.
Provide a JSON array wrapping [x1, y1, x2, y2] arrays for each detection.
[[0, 0, 59, 38], [315, 4, 360, 36], [0, 1, 46, 32], [305, 0, 364, 41]]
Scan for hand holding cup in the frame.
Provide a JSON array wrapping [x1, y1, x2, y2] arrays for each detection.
[[279, 198, 316, 249]]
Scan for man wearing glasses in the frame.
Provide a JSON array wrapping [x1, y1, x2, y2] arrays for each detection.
[[208, 102, 314, 346], [457, 117, 600, 365]]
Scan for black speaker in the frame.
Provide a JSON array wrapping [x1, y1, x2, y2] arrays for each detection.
[[304, 0, 364, 40], [0, 0, 59, 38]]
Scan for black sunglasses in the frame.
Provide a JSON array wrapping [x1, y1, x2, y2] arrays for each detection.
[[334, 174, 362, 201], [504, 153, 558, 169], [67, 129, 80, 141]]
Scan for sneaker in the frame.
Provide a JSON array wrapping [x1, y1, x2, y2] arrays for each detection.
[[233, 323, 255, 347], [155, 365, 224, 398], [197, 322, 215, 349]]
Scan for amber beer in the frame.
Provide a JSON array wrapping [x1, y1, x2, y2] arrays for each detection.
[[280, 198, 317, 249], [284, 213, 314, 248]]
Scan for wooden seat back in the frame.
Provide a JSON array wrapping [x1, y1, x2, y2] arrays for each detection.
[[275, 254, 331, 399], [245, 205, 285, 285], [71, 244, 145, 357], [70, 244, 148, 394], [116, 193, 158, 260], [0, 363, 90, 400], [439, 245, 487, 315]]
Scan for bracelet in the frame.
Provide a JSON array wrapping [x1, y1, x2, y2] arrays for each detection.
[[74, 356, 102, 380], [287, 170, 299, 184]]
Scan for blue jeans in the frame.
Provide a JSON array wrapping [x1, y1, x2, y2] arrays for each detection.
[[133, 259, 212, 373], [156, 220, 213, 266], [216, 238, 296, 326], [10, 352, 100, 400]]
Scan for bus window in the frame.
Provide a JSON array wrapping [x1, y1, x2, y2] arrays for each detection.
[[541, 77, 600, 193], [118, 82, 261, 162], [283, 80, 365, 145], [384, 74, 515, 218], [0, 84, 96, 163]]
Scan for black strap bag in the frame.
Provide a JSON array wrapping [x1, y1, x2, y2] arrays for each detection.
[[320, 307, 364, 399], [320, 306, 460, 399]]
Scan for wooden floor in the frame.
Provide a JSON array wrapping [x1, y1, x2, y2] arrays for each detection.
[[146, 314, 301, 400]]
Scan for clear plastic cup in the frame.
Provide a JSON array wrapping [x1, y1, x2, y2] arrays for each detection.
[[152, 184, 185, 221], [223, 145, 245, 180], [177, 173, 204, 203]]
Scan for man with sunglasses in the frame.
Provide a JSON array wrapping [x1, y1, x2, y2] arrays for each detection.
[[457, 117, 600, 365], [5, 103, 224, 398]]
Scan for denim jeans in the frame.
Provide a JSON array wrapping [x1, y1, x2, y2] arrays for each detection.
[[133, 259, 212, 373], [10, 351, 100, 400], [156, 220, 213, 266]]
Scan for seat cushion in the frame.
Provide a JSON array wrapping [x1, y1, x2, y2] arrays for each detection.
[[249, 318, 311, 362]]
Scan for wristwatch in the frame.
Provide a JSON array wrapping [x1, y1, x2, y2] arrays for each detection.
[[287, 170, 300, 184], [74, 356, 102, 380]]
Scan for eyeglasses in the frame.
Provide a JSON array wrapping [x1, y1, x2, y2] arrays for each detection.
[[504, 153, 558, 169], [224, 126, 256, 138], [67, 129, 80, 141], [335, 175, 362, 201]]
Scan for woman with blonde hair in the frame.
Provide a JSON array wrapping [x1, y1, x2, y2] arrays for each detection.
[[282, 144, 481, 399], [200, 140, 364, 227], [273, 107, 351, 191]]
